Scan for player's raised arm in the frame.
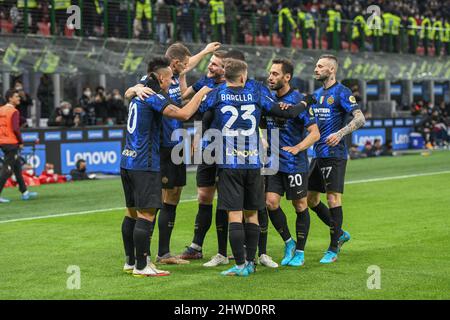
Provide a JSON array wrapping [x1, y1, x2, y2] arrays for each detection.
[[182, 42, 221, 75], [163, 86, 212, 121]]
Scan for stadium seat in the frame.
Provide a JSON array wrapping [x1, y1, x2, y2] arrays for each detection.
[[64, 25, 75, 38], [0, 20, 14, 34], [37, 22, 51, 36]]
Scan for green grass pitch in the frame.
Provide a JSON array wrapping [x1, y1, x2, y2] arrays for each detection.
[[0, 151, 449, 300]]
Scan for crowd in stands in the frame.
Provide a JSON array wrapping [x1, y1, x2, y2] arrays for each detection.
[[412, 99, 450, 149], [1, 1, 450, 55], [47, 86, 127, 127], [349, 138, 393, 159]]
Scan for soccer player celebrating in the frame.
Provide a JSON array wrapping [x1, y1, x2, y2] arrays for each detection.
[[178, 50, 229, 264], [307, 54, 366, 264], [199, 59, 314, 276], [120, 57, 211, 277], [264, 58, 320, 267], [125, 42, 220, 265]]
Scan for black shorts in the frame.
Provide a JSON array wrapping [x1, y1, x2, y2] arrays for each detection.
[[120, 168, 162, 210], [160, 147, 187, 189], [308, 158, 347, 194], [265, 171, 308, 200], [196, 163, 218, 188], [217, 168, 265, 211]]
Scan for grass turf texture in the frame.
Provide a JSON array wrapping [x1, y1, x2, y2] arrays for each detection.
[[0, 151, 449, 299]]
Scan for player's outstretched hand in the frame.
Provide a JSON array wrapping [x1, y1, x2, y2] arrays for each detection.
[[282, 145, 302, 155], [203, 42, 221, 54], [326, 132, 343, 147], [136, 86, 155, 100]]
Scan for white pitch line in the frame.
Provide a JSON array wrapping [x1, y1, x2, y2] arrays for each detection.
[[1, 170, 449, 225]]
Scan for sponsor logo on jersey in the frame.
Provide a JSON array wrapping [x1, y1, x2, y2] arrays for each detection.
[[327, 96, 334, 105], [349, 95, 356, 104], [122, 149, 137, 158]]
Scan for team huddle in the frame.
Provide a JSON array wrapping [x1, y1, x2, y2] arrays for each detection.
[[119, 42, 366, 277]]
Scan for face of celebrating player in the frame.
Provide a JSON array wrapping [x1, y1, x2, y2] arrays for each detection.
[[158, 67, 174, 92], [207, 55, 224, 79], [268, 63, 291, 91], [314, 58, 335, 82], [171, 56, 190, 75]]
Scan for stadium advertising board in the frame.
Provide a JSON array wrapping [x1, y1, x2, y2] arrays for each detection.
[[60, 141, 121, 174], [352, 129, 386, 148], [392, 127, 413, 150]]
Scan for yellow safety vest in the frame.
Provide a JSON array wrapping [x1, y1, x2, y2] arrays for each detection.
[[17, 0, 38, 8], [209, 0, 225, 25], [352, 15, 370, 39], [54, 0, 71, 10], [326, 10, 341, 32], [382, 13, 393, 34], [391, 14, 401, 36], [136, 0, 152, 20], [408, 17, 417, 36], [420, 18, 433, 39], [432, 20, 444, 41], [298, 12, 315, 29], [278, 8, 297, 33], [443, 22, 450, 43]]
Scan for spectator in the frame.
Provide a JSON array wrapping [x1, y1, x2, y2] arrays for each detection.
[[14, 80, 33, 127], [21, 163, 41, 187], [349, 143, 365, 159], [362, 140, 375, 157], [155, 0, 172, 44], [70, 159, 96, 181], [47, 101, 75, 127], [134, 0, 153, 39], [39, 163, 69, 184], [73, 106, 89, 127], [382, 140, 394, 156], [93, 90, 108, 125], [108, 89, 126, 125], [79, 87, 96, 126], [372, 139, 384, 157], [36, 74, 54, 119], [178, 0, 194, 43]]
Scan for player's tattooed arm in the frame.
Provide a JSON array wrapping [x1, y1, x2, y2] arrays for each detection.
[[326, 109, 366, 147]]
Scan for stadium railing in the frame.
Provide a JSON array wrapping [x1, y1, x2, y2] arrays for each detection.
[[1, 1, 449, 57]]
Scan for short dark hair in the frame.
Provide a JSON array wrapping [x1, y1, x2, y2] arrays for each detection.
[[224, 59, 248, 82], [76, 159, 86, 169], [224, 50, 246, 62], [272, 58, 294, 77], [165, 43, 192, 61], [147, 56, 171, 73], [5, 89, 19, 102]]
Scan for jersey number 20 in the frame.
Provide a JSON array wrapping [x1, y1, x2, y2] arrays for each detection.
[[221, 104, 256, 136]]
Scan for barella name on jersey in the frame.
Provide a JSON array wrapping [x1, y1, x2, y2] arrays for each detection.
[[221, 93, 254, 102]]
